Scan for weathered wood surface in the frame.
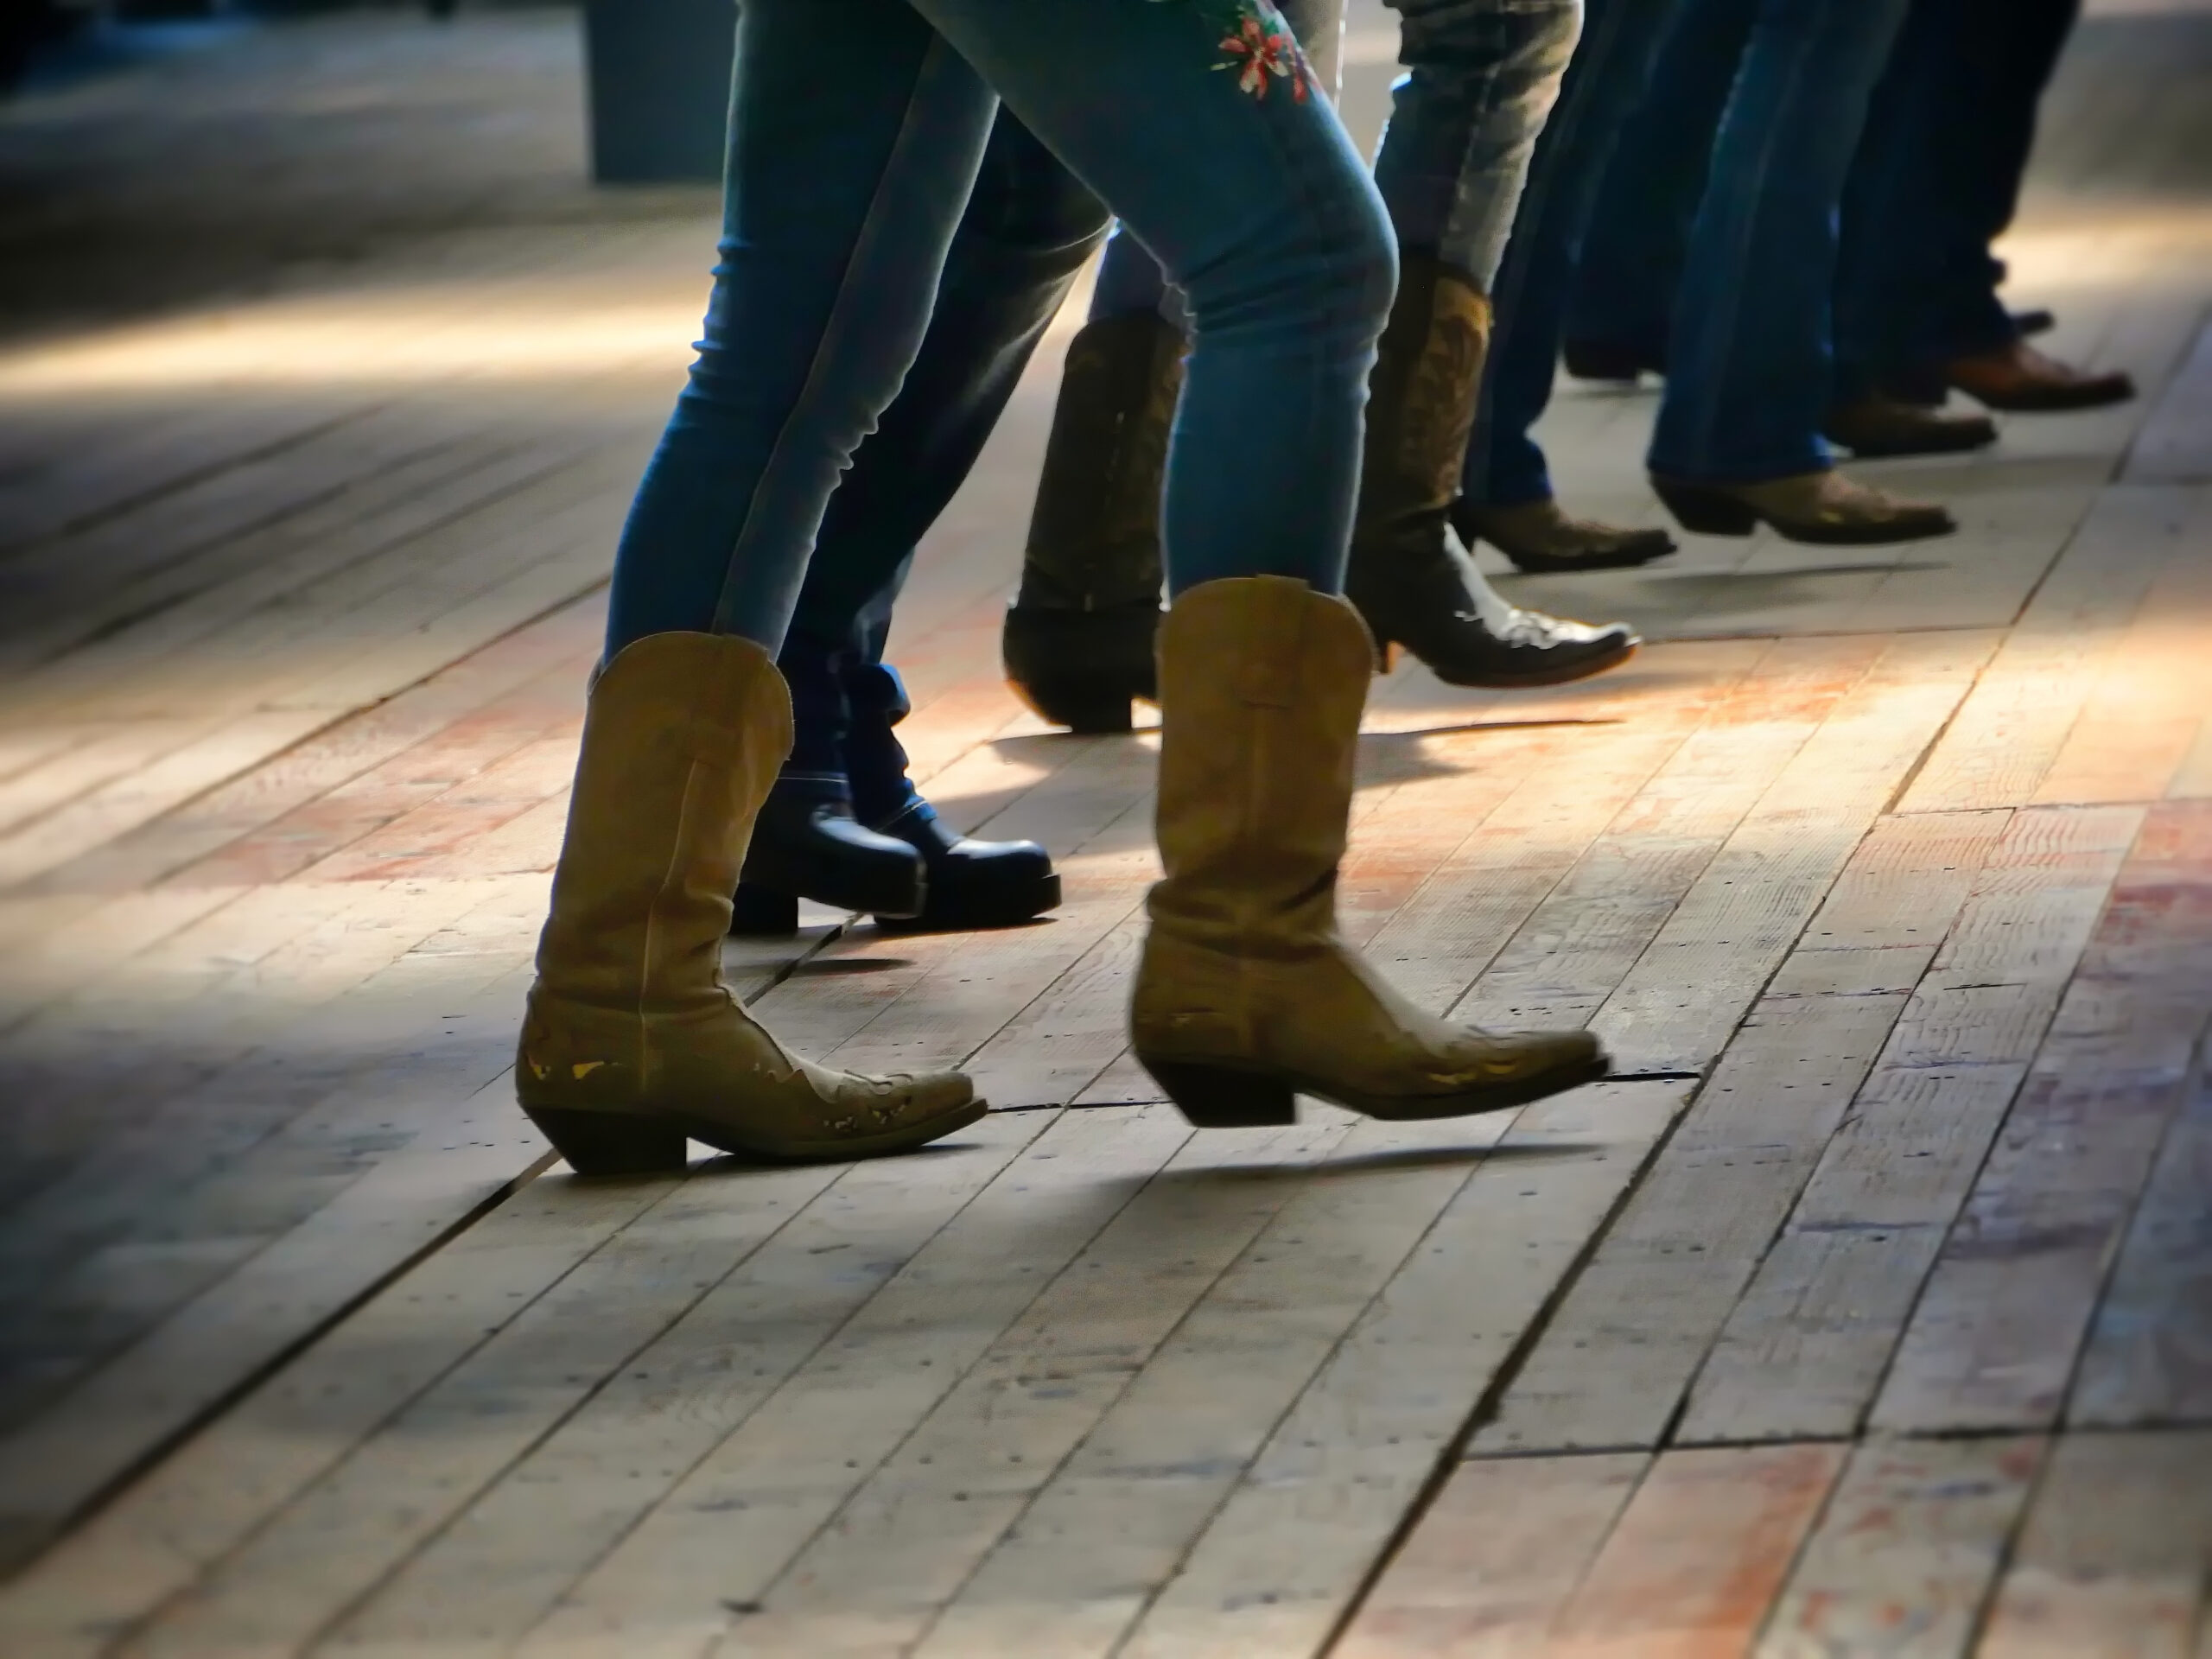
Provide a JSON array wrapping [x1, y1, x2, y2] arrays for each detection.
[[1, 3, 2209, 1653]]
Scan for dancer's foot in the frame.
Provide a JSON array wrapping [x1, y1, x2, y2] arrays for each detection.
[[1453, 497, 1677, 574]]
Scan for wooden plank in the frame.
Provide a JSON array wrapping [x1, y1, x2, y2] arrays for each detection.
[[2032, 541, 2212, 806], [1755, 1436, 2046, 1659], [610, 1110, 1374, 1659], [92, 1114, 1056, 1659], [1677, 806, 2144, 1446], [1332, 1453, 1649, 1659], [30, 597, 598, 899], [1465, 811, 2010, 1460], [1117, 1082, 1689, 1659], [498, 1105, 1199, 1659], [2071, 1041, 2212, 1428], [1874, 802, 2212, 1434], [2124, 318, 2212, 484], [1898, 486, 2198, 815], [1470, 996, 1908, 1458], [1546, 1442, 1847, 1657], [1593, 630, 1993, 1075], [1977, 1429, 2212, 1659], [0, 1072, 551, 1580]]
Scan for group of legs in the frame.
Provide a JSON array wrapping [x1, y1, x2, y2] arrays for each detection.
[[518, 0, 2111, 1173]]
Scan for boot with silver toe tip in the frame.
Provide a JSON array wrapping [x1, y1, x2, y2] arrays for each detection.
[[1349, 255, 1639, 688], [519, 632, 983, 1175], [1132, 578, 1610, 1129]]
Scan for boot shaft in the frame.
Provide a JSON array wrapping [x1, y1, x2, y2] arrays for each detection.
[[1017, 311, 1185, 611], [1355, 255, 1493, 549], [537, 632, 791, 1015], [1147, 577, 1373, 957]]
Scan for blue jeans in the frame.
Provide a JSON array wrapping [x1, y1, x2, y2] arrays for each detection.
[[603, 0, 1395, 659], [1465, 0, 1684, 506], [1090, 0, 1580, 320], [778, 111, 1108, 696], [1834, 0, 2081, 394], [1646, 0, 1913, 483], [1562, 0, 1743, 359]]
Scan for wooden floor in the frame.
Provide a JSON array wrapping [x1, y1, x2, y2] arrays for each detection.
[[1, 4, 2209, 1655]]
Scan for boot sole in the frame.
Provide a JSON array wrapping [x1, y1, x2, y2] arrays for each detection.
[[524, 1096, 989, 1176], [876, 872, 1063, 934], [736, 846, 925, 921], [1413, 637, 1639, 690], [1135, 1049, 1611, 1128]]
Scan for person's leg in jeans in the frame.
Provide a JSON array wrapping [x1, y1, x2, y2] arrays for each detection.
[[734, 111, 1109, 937], [524, 0, 1605, 1173], [1559, 0, 1751, 378], [1344, 0, 1637, 687], [1004, 0, 1634, 732], [1455, 0, 1683, 573], [1641, 0, 1958, 545], [1839, 0, 2128, 414]]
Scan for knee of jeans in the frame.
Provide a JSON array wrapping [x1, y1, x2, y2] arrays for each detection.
[[1189, 181, 1397, 351]]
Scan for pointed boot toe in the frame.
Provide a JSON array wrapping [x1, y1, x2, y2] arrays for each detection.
[[1652, 469, 1956, 546], [1453, 497, 1677, 574], [1132, 579, 1611, 1130]]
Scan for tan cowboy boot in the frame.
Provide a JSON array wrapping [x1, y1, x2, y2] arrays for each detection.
[[518, 632, 983, 1174], [1129, 576, 1608, 1127]]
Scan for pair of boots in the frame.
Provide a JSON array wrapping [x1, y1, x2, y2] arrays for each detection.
[[518, 581, 1606, 1175], [730, 649, 1058, 936], [1002, 257, 1642, 735]]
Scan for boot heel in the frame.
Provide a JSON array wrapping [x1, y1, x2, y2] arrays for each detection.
[[729, 882, 799, 937], [524, 1109, 690, 1176], [1139, 1058, 1298, 1128], [1651, 478, 1759, 537]]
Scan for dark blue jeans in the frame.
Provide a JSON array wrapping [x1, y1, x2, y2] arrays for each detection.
[[604, 0, 1395, 660], [1091, 0, 1580, 318], [1562, 0, 1745, 362], [1646, 0, 1913, 483], [1834, 0, 2082, 395], [1465, 0, 1685, 506]]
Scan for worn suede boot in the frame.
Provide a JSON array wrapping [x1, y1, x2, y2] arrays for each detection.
[[1000, 312, 1183, 733], [1347, 256, 1638, 687], [1130, 577, 1609, 1127], [1452, 498, 1677, 575], [1651, 467, 1955, 544], [518, 632, 983, 1174]]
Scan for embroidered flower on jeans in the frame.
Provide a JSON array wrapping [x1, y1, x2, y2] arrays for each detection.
[[1217, 10, 1308, 101], [1155, 0, 1313, 102]]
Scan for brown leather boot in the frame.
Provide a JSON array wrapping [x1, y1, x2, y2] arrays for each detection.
[[1946, 340, 2134, 412], [1347, 255, 1638, 686], [1130, 576, 1608, 1128], [1000, 313, 1183, 733], [1452, 497, 1677, 574], [1823, 392, 1997, 458], [1651, 467, 1955, 546], [518, 632, 983, 1174]]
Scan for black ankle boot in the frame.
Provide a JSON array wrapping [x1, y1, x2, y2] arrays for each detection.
[[730, 641, 925, 936], [731, 776, 927, 935], [847, 661, 1060, 931]]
